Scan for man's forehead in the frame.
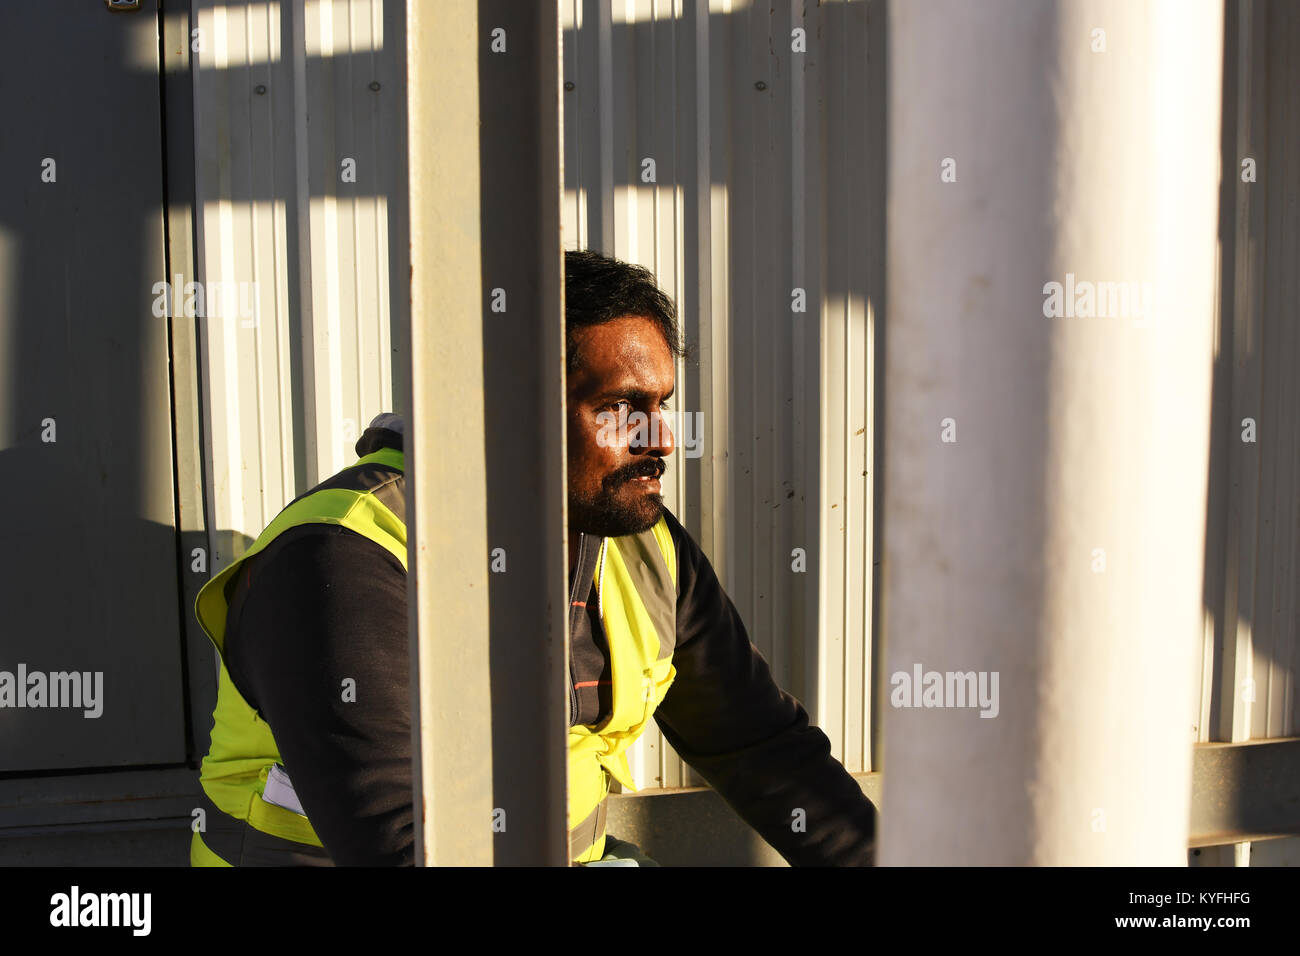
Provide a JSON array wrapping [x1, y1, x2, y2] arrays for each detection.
[[570, 317, 675, 394]]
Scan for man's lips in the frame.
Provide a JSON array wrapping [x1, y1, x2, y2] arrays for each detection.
[[608, 462, 664, 493], [630, 475, 661, 492], [622, 462, 664, 482], [622, 464, 663, 489]]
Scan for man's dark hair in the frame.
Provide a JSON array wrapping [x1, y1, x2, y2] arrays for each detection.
[[564, 249, 688, 375]]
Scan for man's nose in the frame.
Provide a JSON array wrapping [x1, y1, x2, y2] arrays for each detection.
[[630, 409, 674, 457]]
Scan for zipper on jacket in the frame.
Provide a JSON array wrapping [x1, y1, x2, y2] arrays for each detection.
[[595, 538, 607, 620], [567, 534, 584, 725], [567, 661, 578, 726]]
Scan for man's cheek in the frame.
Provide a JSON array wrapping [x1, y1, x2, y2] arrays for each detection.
[[594, 411, 622, 450]]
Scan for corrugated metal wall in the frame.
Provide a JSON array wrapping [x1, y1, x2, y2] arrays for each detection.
[[1200, 0, 1300, 750], [560, 0, 887, 788], [192, 0, 408, 571], [1195, 1, 1300, 866]]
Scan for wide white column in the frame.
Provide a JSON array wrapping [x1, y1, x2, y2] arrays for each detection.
[[405, 0, 568, 866], [880, 0, 1223, 864]]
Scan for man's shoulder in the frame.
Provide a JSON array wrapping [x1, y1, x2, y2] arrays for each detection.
[[281, 453, 405, 524], [244, 522, 404, 589], [309, 457, 404, 496]]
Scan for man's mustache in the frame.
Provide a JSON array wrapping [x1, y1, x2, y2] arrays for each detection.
[[607, 460, 665, 485]]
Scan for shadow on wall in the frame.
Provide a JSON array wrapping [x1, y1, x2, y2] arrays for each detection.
[[0, 5, 194, 776], [1201, 0, 1300, 751]]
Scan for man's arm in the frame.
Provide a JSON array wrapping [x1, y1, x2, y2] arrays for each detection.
[[224, 524, 415, 865], [653, 509, 877, 866]]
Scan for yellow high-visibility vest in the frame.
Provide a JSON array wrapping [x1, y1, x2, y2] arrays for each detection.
[[190, 445, 677, 865], [190, 447, 406, 866], [567, 520, 677, 863]]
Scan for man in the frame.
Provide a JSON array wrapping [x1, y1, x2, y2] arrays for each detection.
[[190, 249, 877, 866]]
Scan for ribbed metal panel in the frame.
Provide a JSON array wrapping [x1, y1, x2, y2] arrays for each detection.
[[562, 0, 886, 787], [1200, 0, 1300, 749], [192, 0, 407, 573]]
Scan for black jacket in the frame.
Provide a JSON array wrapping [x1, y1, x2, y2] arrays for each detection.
[[220, 423, 877, 865]]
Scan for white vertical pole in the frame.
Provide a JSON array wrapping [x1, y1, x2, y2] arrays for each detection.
[[405, 0, 568, 866], [881, 0, 1224, 864], [405, 0, 493, 866]]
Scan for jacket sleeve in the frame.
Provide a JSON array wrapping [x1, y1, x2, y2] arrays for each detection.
[[652, 509, 877, 866], [224, 524, 415, 866]]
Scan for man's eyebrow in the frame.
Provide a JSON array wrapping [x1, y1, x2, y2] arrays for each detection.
[[593, 384, 674, 404]]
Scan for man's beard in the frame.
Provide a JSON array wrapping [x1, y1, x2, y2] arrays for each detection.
[[569, 461, 664, 538]]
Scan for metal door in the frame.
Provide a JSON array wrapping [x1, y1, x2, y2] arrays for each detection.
[[0, 0, 188, 770]]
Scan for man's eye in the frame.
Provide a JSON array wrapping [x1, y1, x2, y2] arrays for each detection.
[[608, 400, 632, 415], [659, 400, 671, 411]]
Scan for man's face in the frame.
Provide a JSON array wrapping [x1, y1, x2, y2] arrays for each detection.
[[567, 315, 676, 538]]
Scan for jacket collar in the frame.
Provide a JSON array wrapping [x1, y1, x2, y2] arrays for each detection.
[[355, 412, 404, 455]]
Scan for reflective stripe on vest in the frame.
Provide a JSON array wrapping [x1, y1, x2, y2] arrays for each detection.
[[192, 448, 406, 864], [189, 780, 333, 866], [567, 518, 678, 863]]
